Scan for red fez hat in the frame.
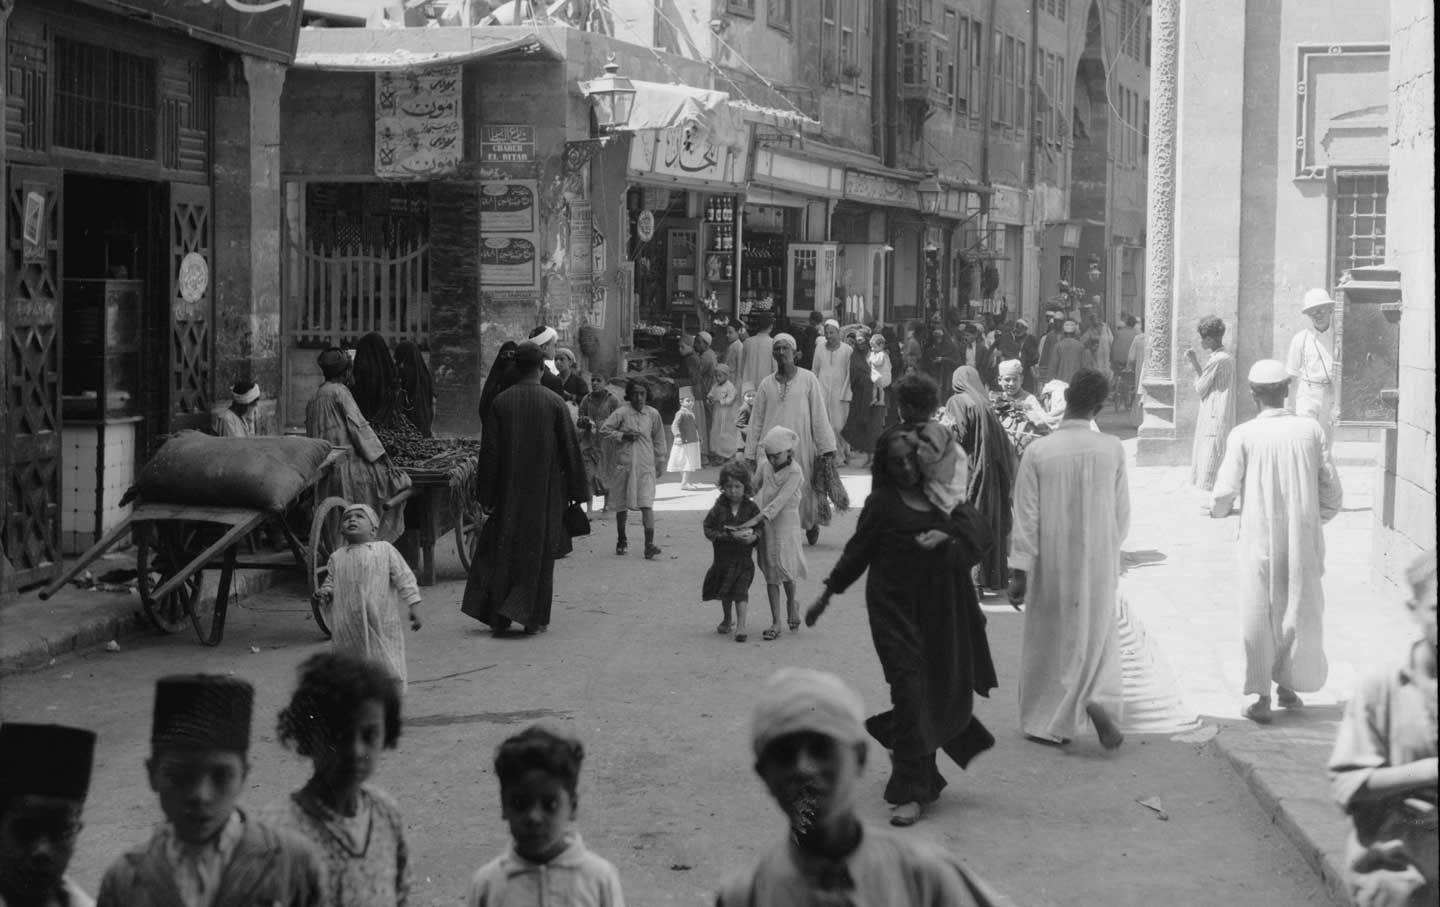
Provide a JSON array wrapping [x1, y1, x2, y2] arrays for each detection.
[[151, 674, 253, 754], [0, 722, 97, 800]]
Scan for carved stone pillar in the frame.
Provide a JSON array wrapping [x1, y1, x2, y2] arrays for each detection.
[[1137, 0, 1178, 463]]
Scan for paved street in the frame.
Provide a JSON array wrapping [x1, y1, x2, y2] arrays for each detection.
[[0, 451, 1368, 906]]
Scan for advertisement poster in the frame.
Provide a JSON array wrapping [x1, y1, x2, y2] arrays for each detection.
[[375, 66, 463, 179], [479, 237, 537, 288], [479, 182, 537, 233]]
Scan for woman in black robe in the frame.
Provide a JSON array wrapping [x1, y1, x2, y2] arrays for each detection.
[[352, 332, 399, 425], [477, 341, 519, 424], [394, 340, 435, 437], [806, 396, 997, 828], [944, 365, 1018, 592], [840, 328, 875, 462]]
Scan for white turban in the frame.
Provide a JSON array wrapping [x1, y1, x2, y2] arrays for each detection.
[[532, 326, 559, 347], [823, 319, 841, 331], [232, 384, 260, 405], [697, 331, 713, 344], [998, 359, 1025, 377], [761, 425, 799, 455], [772, 333, 797, 350], [752, 667, 866, 758], [1248, 359, 1290, 384]]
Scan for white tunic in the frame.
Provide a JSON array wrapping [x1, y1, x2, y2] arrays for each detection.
[[811, 339, 854, 436], [1211, 409, 1343, 696], [742, 369, 837, 530], [1009, 420, 1130, 742], [1190, 349, 1237, 491], [321, 540, 421, 686]]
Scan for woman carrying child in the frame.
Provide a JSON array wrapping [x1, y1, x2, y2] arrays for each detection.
[[267, 652, 412, 907], [702, 460, 762, 642], [466, 725, 626, 906], [314, 503, 422, 686], [734, 426, 807, 641], [667, 388, 703, 490]]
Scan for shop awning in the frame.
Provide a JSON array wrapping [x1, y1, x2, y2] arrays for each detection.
[[292, 26, 561, 71], [580, 77, 818, 150]]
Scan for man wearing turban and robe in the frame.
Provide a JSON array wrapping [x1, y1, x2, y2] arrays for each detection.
[[1211, 358, 1343, 724], [811, 319, 854, 461]]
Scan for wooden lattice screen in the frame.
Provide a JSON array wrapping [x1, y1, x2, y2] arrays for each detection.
[[168, 183, 212, 434]]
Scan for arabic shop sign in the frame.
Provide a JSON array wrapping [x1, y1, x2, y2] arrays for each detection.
[[375, 66, 463, 179], [627, 124, 750, 188], [75, 0, 304, 63], [480, 125, 536, 164]]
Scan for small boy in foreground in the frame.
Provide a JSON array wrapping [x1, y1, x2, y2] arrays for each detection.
[[96, 673, 325, 907], [0, 722, 98, 907], [1328, 548, 1438, 907], [466, 725, 625, 906], [715, 668, 1009, 906]]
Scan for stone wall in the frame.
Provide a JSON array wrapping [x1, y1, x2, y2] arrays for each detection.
[[1374, 0, 1436, 593]]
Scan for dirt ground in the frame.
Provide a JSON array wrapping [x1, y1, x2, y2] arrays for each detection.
[[0, 468, 1336, 906]]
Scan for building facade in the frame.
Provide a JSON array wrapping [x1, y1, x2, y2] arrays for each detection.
[[1, 0, 298, 593]]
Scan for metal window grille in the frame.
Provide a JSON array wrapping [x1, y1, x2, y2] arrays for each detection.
[[53, 38, 157, 160], [1332, 173, 1388, 283]]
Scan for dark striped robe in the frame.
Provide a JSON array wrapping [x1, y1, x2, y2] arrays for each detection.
[[462, 380, 588, 630]]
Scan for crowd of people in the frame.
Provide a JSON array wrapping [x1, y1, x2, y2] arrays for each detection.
[[4, 294, 1429, 906]]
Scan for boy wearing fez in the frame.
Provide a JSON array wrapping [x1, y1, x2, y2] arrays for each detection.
[[715, 668, 1008, 907], [97, 674, 324, 907], [0, 723, 97, 907]]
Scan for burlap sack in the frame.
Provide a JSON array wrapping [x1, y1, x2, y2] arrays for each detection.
[[128, 431, 332, 511]]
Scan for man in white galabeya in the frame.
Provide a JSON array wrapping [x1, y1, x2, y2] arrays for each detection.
[[1211, 359, 1343, 725], [1285, 288, 1339, 451]]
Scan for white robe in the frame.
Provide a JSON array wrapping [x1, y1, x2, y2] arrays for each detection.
[[1190, 349, 1237, 491], [1009, 420, 1130, 742], [811, 340, 853, 438], [742, 369, 837, 531], [1211, 409, 1343, 696], [739, 333, 776, 394], [321, 540, 421, 686], [753, 459, 806, 583]]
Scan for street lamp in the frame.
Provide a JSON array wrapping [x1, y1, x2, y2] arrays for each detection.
[[916, 175, 943, 215], [583, 55, 636, 133]]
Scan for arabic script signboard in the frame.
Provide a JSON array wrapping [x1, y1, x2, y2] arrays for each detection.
[[480, 125, 536, 163], [375, 66, 463, 180], [479, 180, 541, 291], [627, 124, 750, 187], [74, 0, 304, 63]]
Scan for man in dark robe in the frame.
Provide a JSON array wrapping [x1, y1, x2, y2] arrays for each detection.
[[463, 343, 588, 635]]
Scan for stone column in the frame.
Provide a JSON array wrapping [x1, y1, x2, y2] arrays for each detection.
[[242, 56, 285, 433], [1137, 0, 1179, 463]]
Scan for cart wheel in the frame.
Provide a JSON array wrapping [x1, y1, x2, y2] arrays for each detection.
[[192, 549, 234, 647], [456, 498, 483, 572], [307, 496, 349, 638], [136, 523, 204, 635]]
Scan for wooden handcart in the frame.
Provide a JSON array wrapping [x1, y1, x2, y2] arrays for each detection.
[[37, 448, 414, 646], [398, 441, 483, 587]]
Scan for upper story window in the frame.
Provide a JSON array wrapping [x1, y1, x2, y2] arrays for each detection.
[[727, 0, 756, 16], [1041, 0, 1066, 19], [769, 0, 792, 33], [53, 37, 157, 161], [1120, 2, 1145, 60]]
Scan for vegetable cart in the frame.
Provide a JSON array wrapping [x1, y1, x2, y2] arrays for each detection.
[[395, 440, 484, 587], [37, 447, 413, 646]]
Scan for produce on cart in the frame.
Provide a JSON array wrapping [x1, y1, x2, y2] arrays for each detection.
[[374, 414, 483, 585]]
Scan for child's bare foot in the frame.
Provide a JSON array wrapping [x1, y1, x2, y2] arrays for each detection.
[[1086, 702, 1125, 750]]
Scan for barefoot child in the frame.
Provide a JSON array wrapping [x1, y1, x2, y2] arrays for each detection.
[[703, 460, 762, 642], [1328, 547, 1438, 906], [266, 652, 412, 907], [466, 725, 626, 906], [315, 503, 422, 686], [735, 426, 807, 641], [668, 389, 703, 490], [97, 675, 324, 906]]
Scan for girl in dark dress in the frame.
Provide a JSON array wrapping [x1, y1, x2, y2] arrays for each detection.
[[701, 460, 762, 643], [806, 381, 998, 828]]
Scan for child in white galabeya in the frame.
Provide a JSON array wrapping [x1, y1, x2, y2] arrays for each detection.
[[733, 426, 807, 641], [466, 725, 626, 906], [314, 503, 422, 687]]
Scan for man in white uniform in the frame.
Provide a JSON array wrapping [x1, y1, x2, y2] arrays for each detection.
[[811, 319, 853, 460], [1211, 359, 1343, 725], [1285, 288, 1338, 451], [1007, 368, 1128, 750]]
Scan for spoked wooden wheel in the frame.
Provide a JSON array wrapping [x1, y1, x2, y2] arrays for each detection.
[[136, 522, 206, 635], [455, 496, 483, 572], [307, 496, 350, 638]]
